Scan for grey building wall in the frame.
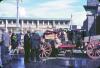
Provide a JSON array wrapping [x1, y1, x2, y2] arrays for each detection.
[[0, 17, 70, 32], [87, 15, 95, 31], [83, 0, 100, 36], [95, 15, 100, 35], [87, 0, 99, 6]]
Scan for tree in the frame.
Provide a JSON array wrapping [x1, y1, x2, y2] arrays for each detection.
[[0, 0, 3, 2]]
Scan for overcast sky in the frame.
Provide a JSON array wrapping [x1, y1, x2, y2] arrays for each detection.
[[0, 0, 87, 28]]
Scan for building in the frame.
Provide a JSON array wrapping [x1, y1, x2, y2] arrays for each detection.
[[71, 25, 77, 30], [0, 17, 70, 33], [83, 0, 100, 36]]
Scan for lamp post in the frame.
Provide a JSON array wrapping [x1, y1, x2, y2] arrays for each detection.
[[16, 0, 20, 32]]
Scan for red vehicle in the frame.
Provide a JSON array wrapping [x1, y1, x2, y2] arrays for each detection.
[[39, 29, 100, 60]]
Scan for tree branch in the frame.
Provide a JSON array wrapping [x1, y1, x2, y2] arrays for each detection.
[[0, 0, 3, 2]]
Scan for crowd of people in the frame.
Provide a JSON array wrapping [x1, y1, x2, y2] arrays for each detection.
[[24, 30, 41, 63], [0, 29, 22, 67], [0, 28, 86, 67], [0, 29, 44, 67], [23, 29, 67, 63]]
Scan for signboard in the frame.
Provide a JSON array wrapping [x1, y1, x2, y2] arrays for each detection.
[[45, 34, 57, 40]]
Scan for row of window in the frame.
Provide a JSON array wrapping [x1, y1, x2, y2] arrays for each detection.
[[0, 19, 70, 25]]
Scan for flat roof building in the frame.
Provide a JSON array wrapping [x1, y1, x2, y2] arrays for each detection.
[[0, 17, 70, 33]]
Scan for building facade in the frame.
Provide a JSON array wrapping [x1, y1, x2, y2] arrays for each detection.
[[0, 17, 70, 33], [83, 0, 100, 36]]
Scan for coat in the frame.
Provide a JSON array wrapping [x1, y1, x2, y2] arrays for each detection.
[[17, 33, 21, 46], [2, 32, 10, 47], [30, 33, 41, 49], [11, 34, 18, 49], [24, 33, 31, 49]]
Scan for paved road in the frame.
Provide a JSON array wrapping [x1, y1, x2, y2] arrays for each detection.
[[1, 54, 100, 68]]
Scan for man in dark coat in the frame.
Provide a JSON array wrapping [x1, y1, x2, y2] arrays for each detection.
[[30, 32, 41, 62], [24, 31, 31, 63]]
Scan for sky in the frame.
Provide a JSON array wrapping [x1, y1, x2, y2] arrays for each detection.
[[0, 0, 87, 28]]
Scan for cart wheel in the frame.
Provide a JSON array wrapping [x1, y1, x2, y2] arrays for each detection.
[[86, 40, 100, 59], [39, 43, 52, 58]]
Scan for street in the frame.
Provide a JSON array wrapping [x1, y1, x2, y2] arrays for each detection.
[[0, 0, 100, 68], [2, 53, 100, 68]]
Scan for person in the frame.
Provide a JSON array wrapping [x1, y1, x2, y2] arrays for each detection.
[[30, 31, 41, 62], [24, 31, 31, 63], [58, 31, 65, 44], [16, 32, 21, 46], [1, 29, 10, 66], [97, 66, 100, 68], [0, 30, 3, 67], [67, 30, 73, 44], [11, 33, 18, 52], [75, 30, 82, 48]]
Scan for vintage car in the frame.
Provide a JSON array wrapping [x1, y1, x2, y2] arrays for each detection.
[[39, 29, 100, 60]]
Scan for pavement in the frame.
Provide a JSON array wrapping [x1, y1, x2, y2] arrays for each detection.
[[1, 54, 100, 68]]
